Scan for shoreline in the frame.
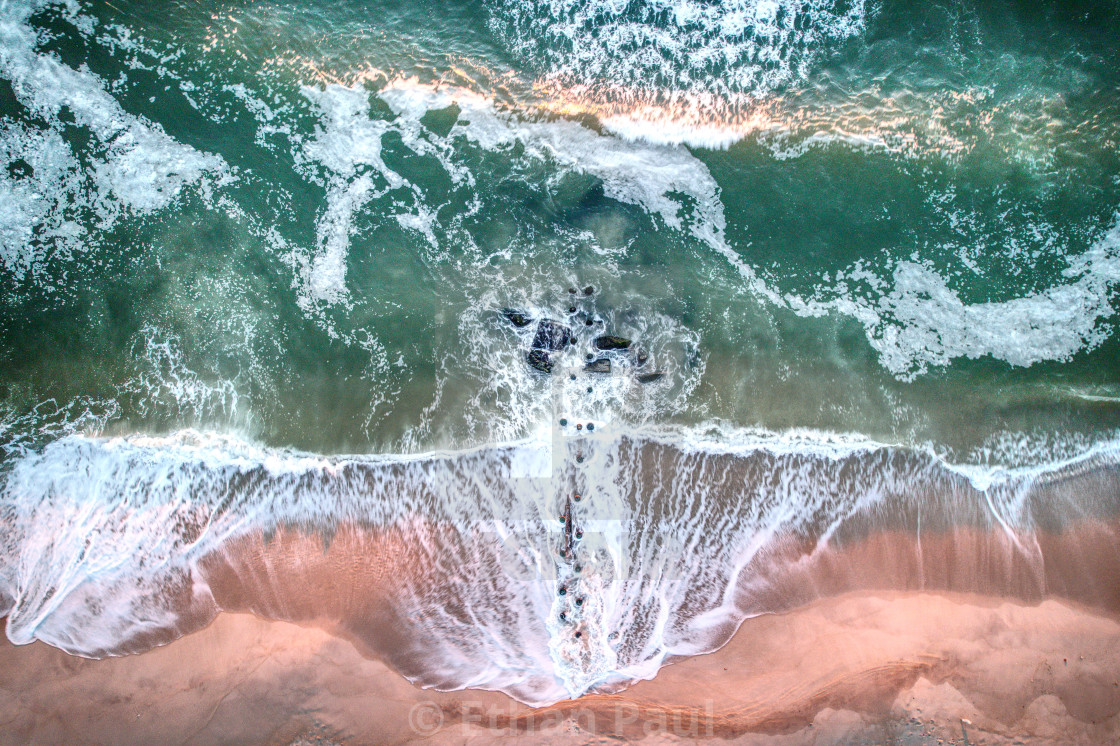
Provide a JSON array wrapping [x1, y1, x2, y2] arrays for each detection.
[[2, 589, 1118, 745]]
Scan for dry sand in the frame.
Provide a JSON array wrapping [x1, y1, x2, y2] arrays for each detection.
[[2, 590, 1118, 745]]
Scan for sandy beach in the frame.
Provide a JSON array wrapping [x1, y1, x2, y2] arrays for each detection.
[[5, 516, 1120, 745], [2, 588, 1118, 745]]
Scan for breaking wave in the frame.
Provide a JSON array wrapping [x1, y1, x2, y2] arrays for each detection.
[[1, 425, 1118, 704]]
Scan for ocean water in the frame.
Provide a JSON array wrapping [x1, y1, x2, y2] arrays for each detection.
[[1, 0, 1119, 705]]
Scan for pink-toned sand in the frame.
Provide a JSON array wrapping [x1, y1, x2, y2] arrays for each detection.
[[2, 590, 1118, 745]]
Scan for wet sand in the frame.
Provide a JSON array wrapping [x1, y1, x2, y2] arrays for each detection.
[[2, 589, 1118, 745]]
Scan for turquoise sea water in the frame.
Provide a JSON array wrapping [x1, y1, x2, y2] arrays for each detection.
[[1, 0, 1119, 704]]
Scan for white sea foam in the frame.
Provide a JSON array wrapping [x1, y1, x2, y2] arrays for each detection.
[[0, 121, 83, 278], [1, 423, 1115, 702], [380, 79, 785, 306], [787, 216, 1120, 379], [0, 1, 229, 281], [488, 0, 868, 106], [290, 85, 403, 309], [122, 326, 241, 424], [8, 2, 1115, 398], [380, 80, 729, 241]]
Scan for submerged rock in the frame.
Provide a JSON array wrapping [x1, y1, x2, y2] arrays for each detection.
[[636, 372, 665, 384], [584, 358, 611, 374], [501, 308, 532, 328], [634, 349, 649, 367], [594, 335, 631, 350]]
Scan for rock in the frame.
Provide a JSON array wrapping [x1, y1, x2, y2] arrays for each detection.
[[583, 286, 594, 296], [532, 320, 572, 351], [636, 372, 665, 384], [527, 349, 553, 373], [634, 349, 649, 367], [594, 335, 631, 350], [501, 308, 532, 328], [584, 358, 611, 374], [526, 320, 572, 373]]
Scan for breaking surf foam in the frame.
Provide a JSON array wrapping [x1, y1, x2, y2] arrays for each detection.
[[1, 424, 1117, 704]]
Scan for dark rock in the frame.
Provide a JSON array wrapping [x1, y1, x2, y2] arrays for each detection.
[[594, 335, 631, 350], [532, 320, 572, 351], [567, 287, 577, 294], [584, 319, 594, 326], [636, 372, 665, 384], [583, 286, 594, 295], [634, 349, 649, 367], [501, 308, 532, 328], [568, 306, 576, 313], [584, 358, 611, 374], [527, 348, 553, 373], [526, 320, 572, 374]]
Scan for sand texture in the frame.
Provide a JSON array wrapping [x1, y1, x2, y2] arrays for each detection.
[[2, 591, 1118, 745]]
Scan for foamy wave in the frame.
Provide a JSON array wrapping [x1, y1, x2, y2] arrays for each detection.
[[1, 425, 1116, 702], [0, 121, 83, 279], [289, 85, 404, 310], [786, 215, 1120, 380], [379, 79, 733, 244], [0, 1, 229, 282], [488, 0, 868, 109]]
